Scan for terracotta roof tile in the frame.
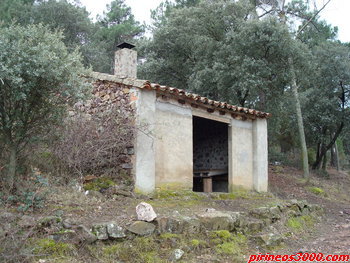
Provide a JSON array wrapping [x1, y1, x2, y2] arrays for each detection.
[[90, 72, 271, 119]]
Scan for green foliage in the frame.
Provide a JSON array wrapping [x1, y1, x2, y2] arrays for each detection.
[[83, 177, 116, 191], [5, 171, 49, 211], [140, 0, 308, 110], [0, 0, 143, 73], [0, 0, 34, 25], [307, 148, 316, 165], [0, 23, 88, 191]]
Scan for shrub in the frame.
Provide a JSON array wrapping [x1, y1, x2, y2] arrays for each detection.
[[52, 108, 134, 179], [4, 169, 49, 212]]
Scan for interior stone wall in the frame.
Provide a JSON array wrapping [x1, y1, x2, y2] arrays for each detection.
[[193, 117, 228, 171]]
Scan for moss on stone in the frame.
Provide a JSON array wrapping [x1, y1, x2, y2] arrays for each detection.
[[307, 186, 325, 195], [189, 238, 207, 249], [210, 231, 248, 257], [215, 193, 238, 200], [216, 241, 241, 255], [83, 177, 116, 191], [210, 230, 232, 240], [287, 215, 316, 232], [153, 189, 205, 200]]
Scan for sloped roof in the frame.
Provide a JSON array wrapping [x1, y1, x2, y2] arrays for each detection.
[[90, 72, 271, 119]]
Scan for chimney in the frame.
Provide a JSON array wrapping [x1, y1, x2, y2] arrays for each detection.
[[114, 42, 137, 78]]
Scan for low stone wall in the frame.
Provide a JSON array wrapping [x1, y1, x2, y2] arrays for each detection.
[[45, 199, 322, 248]]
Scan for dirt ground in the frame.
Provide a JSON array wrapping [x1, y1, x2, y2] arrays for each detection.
[[269, 166, 350, 255]]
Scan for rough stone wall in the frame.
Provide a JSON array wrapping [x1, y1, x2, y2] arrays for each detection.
[[74, 80, 136, 116], [193, 118, 228, 171], [73, 79, 136, 176]]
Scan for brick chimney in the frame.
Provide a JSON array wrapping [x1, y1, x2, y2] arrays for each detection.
[[114, 42, 137, 78]]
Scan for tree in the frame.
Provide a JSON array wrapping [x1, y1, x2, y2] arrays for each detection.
[[0, 24, 89, 193], [139, 0, 308, 110], [303, 42, 350, 169], [0, 0, 34, 25], [0, 0, 144, 74], [30, 0, 94, 50], [94, 0, 144, 73]]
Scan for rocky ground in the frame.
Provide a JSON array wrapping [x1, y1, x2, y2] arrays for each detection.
[[0, 165, 349, 262], [270, 166, 350, 256]]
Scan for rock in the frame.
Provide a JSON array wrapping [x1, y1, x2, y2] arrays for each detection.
[[245, 219, 266, 234], [85, 190, 104, 199], [136, 202, 157, 222], [254, 232, 284, 248], [156, 215, 200, 234], [76, 225, 98, 244], [169, 249, 184, 261], [156, 216, 183, 234], [126, 221, 155, 236], [62, 219, 76, 229], [52, 229, 76, 243], [53, 225, 97, 244], [269, 206, 282, 221], [114, 189, 133, 197], [286, 200, 302, 216], [250, 207, 271, 219], [197, 210, 234, 231], [182, 216, 201, 234], [308, 204, 322, 213], [296, 200, 308, 210], [92, 224, 108, 240], [106, 222, 126, 239], [121, 163, 133, 169], [126, 147, 134, 155], [229, 212, 245, 229]]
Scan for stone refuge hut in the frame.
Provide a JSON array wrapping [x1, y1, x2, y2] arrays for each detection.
[[80, 43, 270, 194]]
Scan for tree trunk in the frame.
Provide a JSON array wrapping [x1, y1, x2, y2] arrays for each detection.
[[334, 140, 340, 171], [6, 146, 17, 193], [289, 58, 309, 178], [322, 149, 327, 170], [312, 122, 344, 169], [330, 143, 336, 167]]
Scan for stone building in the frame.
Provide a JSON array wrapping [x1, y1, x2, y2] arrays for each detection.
[[85, 43, 270, 194]]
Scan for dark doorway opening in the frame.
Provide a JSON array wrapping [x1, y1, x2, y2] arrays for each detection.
[[193, 116, 228, 192]]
